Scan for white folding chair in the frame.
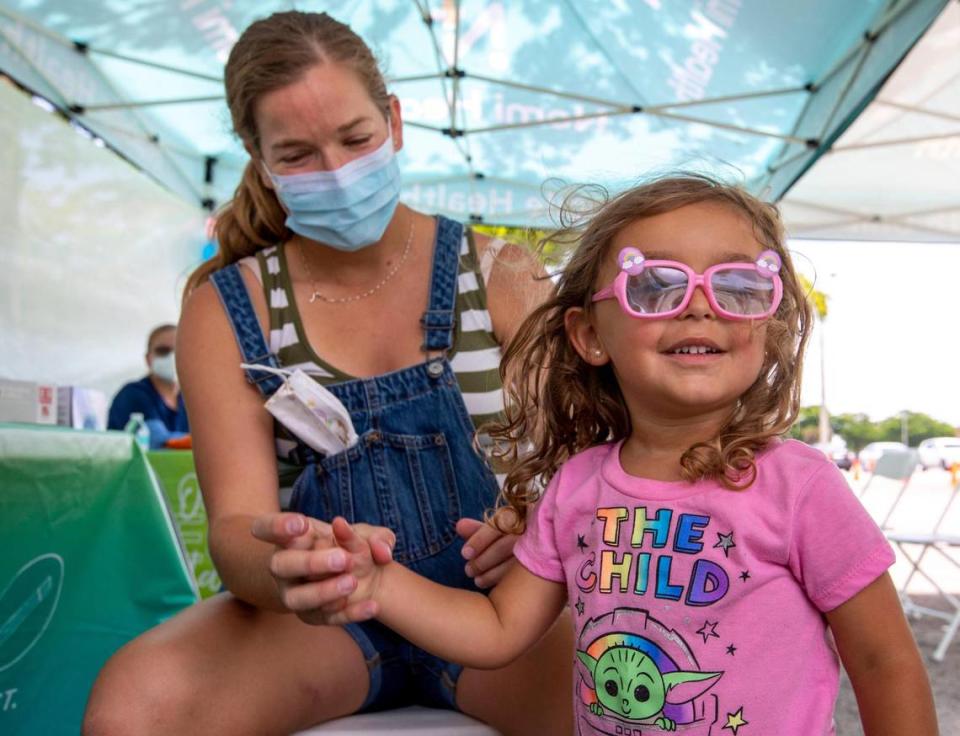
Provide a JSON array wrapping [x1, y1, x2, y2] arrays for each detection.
[[292, 706, 500, 735], [884, 469, 960, 661], [858, 449, 919, 529], [885, 532, 960, 661]]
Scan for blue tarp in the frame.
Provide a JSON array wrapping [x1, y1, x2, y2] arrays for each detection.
[[0, 0, 949, 226]]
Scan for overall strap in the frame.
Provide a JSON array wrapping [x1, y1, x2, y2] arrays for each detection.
[[210, 264, 284, 397], [421, 216, 463, 353]]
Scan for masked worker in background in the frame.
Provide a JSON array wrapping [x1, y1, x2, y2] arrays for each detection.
[[107, 323, 189, 447]]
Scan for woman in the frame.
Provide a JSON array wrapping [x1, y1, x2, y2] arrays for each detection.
[[83, 10, 571, 736]]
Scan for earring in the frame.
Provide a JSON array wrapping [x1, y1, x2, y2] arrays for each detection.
[[593, 349, 603, 357]]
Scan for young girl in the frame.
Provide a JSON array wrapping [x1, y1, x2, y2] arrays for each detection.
[[324, 174, 938, 735]]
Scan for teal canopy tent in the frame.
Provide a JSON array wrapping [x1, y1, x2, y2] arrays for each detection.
[[781, 0, 960, 243], [0, 0, 950, 227]]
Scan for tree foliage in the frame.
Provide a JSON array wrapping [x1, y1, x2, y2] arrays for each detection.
[[474, 224, 562, 264], [798, 274, 828, 320], [788, 408, 957, 450], [789, 406, 822, 444]]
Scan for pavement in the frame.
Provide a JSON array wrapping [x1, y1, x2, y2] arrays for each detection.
[[835, 593, 958, 734], [834, 467, 959, 733]]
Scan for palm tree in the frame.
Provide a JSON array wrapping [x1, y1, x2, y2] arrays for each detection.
[[799, 275, 831, 444]]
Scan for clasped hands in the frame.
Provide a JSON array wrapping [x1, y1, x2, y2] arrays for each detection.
[[251, 512, 517, 625]]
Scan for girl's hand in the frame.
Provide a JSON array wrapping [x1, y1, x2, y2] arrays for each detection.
[[319, 517, 386, 625], [251, 512, 393, 625], [456, 509, 520, 588]]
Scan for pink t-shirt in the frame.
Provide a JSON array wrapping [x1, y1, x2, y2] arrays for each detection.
[[514, 439, 894, 736]]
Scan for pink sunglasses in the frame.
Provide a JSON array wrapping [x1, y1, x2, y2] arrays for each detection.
[[592, 247, 784, 320]]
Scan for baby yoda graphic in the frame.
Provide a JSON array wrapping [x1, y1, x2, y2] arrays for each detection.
[[576, 607, 724, 734], [577, 645, 722, 731]]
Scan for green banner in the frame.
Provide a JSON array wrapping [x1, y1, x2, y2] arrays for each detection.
[[147, 451, 221, 599], [0, 424, 197, 736]]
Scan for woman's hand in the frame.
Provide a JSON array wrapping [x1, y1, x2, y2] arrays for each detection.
[[251, 512, 394, 625], [456, 509, 520, 588]]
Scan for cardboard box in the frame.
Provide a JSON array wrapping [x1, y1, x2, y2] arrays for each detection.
[[0, 378, 58, 424], [56, 386, 108, 430]]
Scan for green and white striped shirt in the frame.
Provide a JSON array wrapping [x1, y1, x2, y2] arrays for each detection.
[[240, 227, 506, 462]]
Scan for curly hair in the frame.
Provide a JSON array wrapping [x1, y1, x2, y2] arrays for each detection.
[[488, 173, 812, 532]]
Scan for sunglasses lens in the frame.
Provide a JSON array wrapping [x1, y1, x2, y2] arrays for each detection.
[[625, 266, 689, 315], [710, 269, 775, 316]]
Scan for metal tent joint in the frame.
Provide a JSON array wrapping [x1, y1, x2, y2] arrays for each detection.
[[204, 156, 217, 185]]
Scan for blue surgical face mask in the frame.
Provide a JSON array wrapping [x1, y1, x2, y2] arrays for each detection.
[[266, 134, 401, 251]]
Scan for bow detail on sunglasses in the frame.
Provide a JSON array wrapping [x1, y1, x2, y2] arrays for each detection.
[[619, 247, 646, 275], [593, 248, 784, 321], [617, 247, 782, 278], [755, 251, 782, 277]]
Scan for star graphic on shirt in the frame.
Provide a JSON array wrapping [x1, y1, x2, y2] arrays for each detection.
[[575, 597, 585, 616], [576, 534, 588, 552], [696, 620, 720, 643], [739, 570, 751, 582], [726, 644, 737, 656], [714, 531, 736, 557], [723, 707, 749, 733]]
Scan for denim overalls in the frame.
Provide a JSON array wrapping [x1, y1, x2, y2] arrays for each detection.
[[210, 216, 501, 711]]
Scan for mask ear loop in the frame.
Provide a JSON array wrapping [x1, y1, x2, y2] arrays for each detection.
[[240, 363, 291, 377], [239, 363, 332, 378]]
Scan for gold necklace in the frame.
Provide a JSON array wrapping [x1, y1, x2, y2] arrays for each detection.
[[298, 215, 415, 304]]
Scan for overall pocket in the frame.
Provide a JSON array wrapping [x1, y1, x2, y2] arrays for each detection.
[[288, 442, 362, 525], [291, 430, 462, 564], [374, 431, 462, 564]]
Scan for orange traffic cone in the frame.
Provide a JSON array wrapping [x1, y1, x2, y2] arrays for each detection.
[[852, 458, 861, 482], [951, 462, 959, 489]]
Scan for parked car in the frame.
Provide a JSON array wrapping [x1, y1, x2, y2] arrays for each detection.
[[917, 437, 960, 470], [812, 437, 854, 470], [858, 441, 908, 472]]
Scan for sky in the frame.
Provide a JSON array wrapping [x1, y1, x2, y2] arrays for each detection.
[[790, 238, 960, 428]]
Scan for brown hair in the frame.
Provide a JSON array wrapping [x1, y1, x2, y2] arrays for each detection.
[[489, 173, 812, 531], [184, 11, 391, 295], [146, 323, 176, 352]]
